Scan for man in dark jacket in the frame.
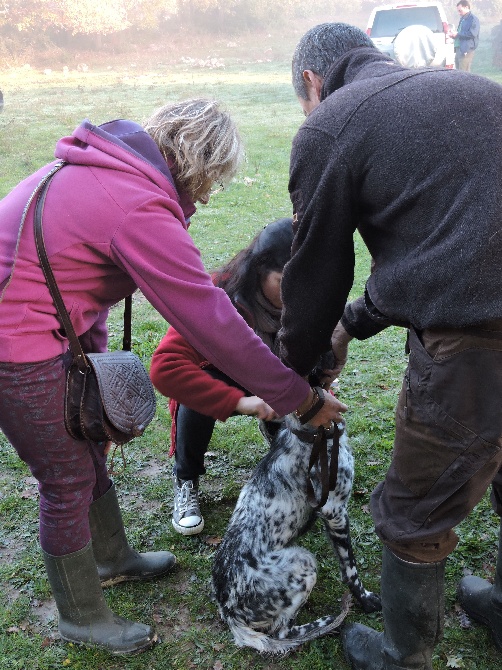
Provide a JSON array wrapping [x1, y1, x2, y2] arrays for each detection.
[[278, 22, 502, 670], [451, 0, 480, 71]]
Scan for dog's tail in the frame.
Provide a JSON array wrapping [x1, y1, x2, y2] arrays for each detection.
[[229, 593, 352, 654]]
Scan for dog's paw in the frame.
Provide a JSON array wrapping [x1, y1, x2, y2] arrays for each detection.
[[360, 591, 382, 613]]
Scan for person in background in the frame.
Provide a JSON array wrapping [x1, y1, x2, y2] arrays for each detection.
[[450, 0, 480, 71], [0, 99, 345, 655], [151, 218, 302, 536], [279, 22, 502, 670]]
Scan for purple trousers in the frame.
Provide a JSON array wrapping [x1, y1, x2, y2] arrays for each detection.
[[0, 351, 111, 555]]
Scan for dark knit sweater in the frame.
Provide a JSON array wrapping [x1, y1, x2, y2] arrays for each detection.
[[279, 47, 502, 376]]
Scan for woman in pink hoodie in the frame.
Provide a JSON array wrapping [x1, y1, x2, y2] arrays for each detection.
[[0, 98, 346, 655]]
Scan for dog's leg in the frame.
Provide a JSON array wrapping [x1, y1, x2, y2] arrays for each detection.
[[270, 547, 318, 635], [322, 510, 381, 613], [221, 546, 318, 653]]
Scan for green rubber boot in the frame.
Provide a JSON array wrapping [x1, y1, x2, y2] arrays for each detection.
[[343, 547, 445, 669], [43, 542, 158, 654], [89, 483, 176, 586], [457, 520, 502, 651]]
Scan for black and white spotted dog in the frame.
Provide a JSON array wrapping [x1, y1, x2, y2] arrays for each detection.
[[212, 411, 381, 653]]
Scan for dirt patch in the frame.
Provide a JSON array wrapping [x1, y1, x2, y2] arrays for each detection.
[[29, 597, 58, 629], [136, 459, 170, 479]]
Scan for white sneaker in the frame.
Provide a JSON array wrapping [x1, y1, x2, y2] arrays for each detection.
[[172, 474, 204, 536]]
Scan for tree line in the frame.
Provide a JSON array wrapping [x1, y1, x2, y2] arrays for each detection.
[[0, 0, 500, 44], [0, 0, 364, 38]]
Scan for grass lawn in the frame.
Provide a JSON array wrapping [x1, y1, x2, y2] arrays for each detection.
[[1, 16, 502, 670]]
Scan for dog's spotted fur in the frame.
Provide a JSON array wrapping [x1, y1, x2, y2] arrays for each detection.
[[212, 413, 381, 653]]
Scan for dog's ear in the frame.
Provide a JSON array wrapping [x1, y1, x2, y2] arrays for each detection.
[[308, 351, 335, 386]]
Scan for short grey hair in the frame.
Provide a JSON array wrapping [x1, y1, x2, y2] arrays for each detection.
[[144, 98, 243, 200], [292, 23, 375, 100]]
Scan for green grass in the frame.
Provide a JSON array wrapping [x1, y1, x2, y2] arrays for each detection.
[[1, 19, 502, 670]]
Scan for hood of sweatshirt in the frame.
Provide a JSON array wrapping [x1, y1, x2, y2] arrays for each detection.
[[55, 119, 196, 221]]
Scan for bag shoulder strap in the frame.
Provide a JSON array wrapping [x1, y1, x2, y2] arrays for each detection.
[[0, 162, 66, 304], [32, 165, 133, 372]]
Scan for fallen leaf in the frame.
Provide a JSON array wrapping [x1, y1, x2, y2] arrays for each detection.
[[205, 535, 222, 546], [446, 654, 464, 668], [454, 603, 472, 629]]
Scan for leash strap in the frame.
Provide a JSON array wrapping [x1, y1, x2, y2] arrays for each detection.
[[293, 422, 341, 510], [306, 427, 329, 509]]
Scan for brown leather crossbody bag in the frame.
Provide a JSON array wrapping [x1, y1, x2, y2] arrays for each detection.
[[32, 163, 156, 445]]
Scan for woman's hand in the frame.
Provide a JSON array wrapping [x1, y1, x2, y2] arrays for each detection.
[[235, 396, 278, 420], [294, 386, 348, 428], [305, 389, 348, 428]]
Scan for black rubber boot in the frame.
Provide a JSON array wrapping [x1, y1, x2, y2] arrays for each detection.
[[457, 520, 502, 651], [342, 547, 445, 670], [89, 482, 176, 586], [42, 542, 158, 654]]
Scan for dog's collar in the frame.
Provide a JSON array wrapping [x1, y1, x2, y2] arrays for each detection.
[[290, 420, 338, 443]]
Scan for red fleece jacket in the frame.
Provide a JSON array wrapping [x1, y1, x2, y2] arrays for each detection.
[[151, 325, 247, 457], [151, 325, 246, 422]]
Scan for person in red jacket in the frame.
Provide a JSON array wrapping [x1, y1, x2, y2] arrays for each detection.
[[151, 217, 298, 535]]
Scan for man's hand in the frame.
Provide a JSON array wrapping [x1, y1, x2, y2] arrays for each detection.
[[236, 396, 278, 420], [316, 370, 338, 390], [330, 321, 353, 378]]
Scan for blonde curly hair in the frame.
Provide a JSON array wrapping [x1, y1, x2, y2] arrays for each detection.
[[144, 98, 243, 200]]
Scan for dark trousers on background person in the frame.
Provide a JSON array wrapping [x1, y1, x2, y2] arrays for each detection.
[[372, 320, 502, 563], [0, 350, 111, 556]]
